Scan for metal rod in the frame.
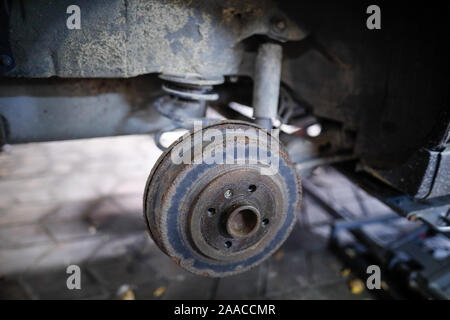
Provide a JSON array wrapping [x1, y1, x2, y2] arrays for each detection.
[[253, 42, 282, 131]]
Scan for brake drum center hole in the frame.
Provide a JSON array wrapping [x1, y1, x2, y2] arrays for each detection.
[[226, 206, 260, 239]]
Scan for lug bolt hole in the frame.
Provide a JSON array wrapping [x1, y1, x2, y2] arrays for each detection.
[[248, 185, 257, 193], [262, 219, 269, 226], [207, 208, 216, 217], [224, 241, 232, 248]]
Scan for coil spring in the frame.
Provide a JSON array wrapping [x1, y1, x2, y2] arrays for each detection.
[[154, 74, 224, 150]]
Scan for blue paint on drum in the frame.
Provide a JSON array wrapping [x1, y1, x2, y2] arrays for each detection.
[[164, 152, 299, 273]]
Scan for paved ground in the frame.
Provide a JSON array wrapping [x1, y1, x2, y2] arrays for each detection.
[[0, 135, 385, 300]]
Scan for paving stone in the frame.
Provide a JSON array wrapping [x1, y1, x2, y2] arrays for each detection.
[[94, 174, 123, 197], [48, 174, 105, 203], [132, 234, 194, 282], [285, 223, 329, 253], [41, 200, 95, 223], [86, 197, 129, 222], [310, 225, 332, 243], [315, 280, 373, 300], [271, 287, 322, 300], [0, 147, 51, 180], [122, 278, 169, 300], [114, 193, 143, 213], [308, 250, 343, 286], [29, 236, 110, 271], [111, 179, 147, 196], [0, 137, 385, 300], [20, 177, 64, 203], [41, 201, 109, 242], [44, 218, 98, 242], [308, 171, 358, 203], [0, 202, 57, 226], [87, 243, 160, 291], [91, 212, 145, 236], [145, 250, 193, 281], [82, 233, 160, 275], [0, 277, 31, 299], [0, 177, 57, 204], [274, 280, 373, 300], [0, 224, 53, 249], [163, 276, 217, 300], [265, 250, 310, 297], [299, 195, 333, 228], [0, 244, 54, 275], [43, 199, 144, 241], [214, 263, 266, 300], [21, 267, 108, 300]]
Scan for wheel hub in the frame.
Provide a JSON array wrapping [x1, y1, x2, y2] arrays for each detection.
[[144, 121, 301, 277]]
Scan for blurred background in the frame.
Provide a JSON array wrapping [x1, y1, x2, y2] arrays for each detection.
[[0, 135, 443, 300]]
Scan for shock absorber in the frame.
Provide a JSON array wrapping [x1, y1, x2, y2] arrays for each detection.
[[154, 74, 224, 149], [253, 43, 283, 131]]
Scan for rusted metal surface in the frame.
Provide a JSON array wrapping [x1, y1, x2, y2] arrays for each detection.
[[0, 76, 172, 143], [143, 120, 302, 277], [6, 0, 306, 78], [253, 42, 282, 130]]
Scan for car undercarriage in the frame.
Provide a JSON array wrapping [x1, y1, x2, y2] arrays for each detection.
[[0, 0, 449, 283]]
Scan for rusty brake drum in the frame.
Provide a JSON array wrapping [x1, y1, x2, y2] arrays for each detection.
[[143, 121, 301, 277]]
